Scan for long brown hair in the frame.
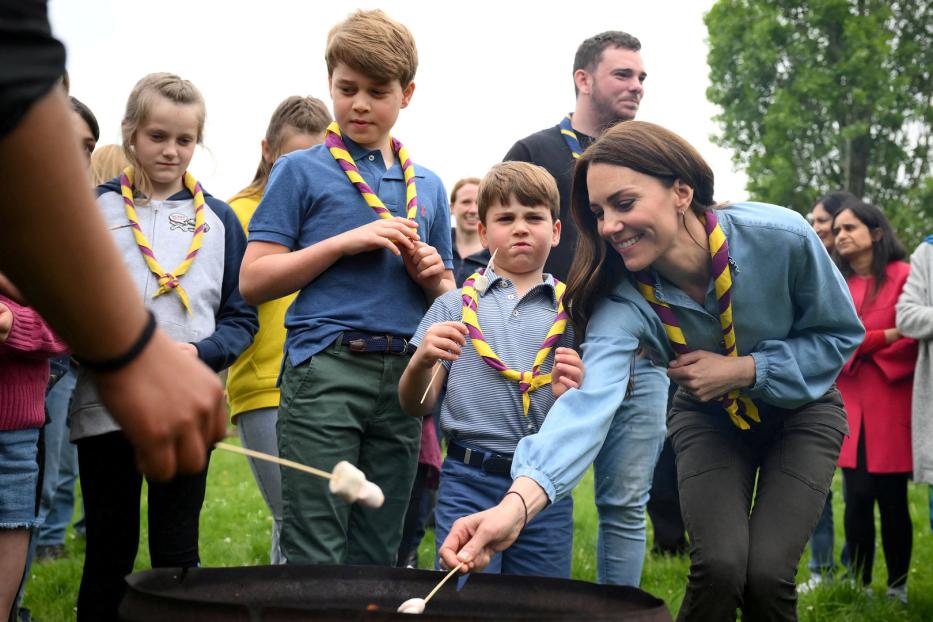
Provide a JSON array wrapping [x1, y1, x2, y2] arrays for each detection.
[[229, 96, 331, 203], [565, 121, 716, 335]]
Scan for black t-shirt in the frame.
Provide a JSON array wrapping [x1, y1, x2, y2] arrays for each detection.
[[503, 124, 594, 281], [0, 0, 66, 140], [451, 227, 491, 287]]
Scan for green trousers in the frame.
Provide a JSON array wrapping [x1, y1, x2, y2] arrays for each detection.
[[278, 338, 421, 565]]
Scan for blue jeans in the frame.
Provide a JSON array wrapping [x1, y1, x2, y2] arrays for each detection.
[[434, 457, 573, 577], [0, 428, 41, 528], [238, 407, 284, 564], [36, 367, 78, 546], [592, 359, 667, 586]]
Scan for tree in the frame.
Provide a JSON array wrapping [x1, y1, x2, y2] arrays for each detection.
[[705, 0, 932, 247]]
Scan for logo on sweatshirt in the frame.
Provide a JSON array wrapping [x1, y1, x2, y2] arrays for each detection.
[[168, 213, 210, 233]]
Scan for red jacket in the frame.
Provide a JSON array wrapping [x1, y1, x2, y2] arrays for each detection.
[[837, 261, 917, 473]]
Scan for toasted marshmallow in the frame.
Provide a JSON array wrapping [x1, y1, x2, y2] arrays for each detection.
[[329, 461, 365, 502], [357, 480, 385, 508], [397, 597, 426, 614]]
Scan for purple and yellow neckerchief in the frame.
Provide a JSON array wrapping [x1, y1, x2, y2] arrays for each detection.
[[461, 271, 568, 416], [324, 121, 418, 223], [559, 113, 583, 159], [633, 209, 761, 430], [120, 166, 205, 315]]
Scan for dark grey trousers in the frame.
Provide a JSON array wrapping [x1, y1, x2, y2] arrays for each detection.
[[669, 387, 846, 622]]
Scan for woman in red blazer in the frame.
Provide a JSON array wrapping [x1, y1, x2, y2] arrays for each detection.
[[833, 201, 917, 603]]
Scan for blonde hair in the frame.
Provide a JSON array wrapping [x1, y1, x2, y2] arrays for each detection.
[[325, 10, 418, 86], [477, 162, 560, 223], [229, 96, 332, 203], [449, 177, 481, 207], [90, 144, 130, 187], [121, 72, 206, 199]]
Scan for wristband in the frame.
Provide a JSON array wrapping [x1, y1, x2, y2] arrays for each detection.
[[503, 490, 528, 531], [75, 310, 157, 373]]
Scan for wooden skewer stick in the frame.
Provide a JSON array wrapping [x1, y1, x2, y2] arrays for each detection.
[[419, 249, 498, 405], [420, 362, 442, 404], [424, 562, 465, 605], [214, 442, 333, 480]]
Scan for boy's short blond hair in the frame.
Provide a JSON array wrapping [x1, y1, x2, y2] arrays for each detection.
[[478, 162, 560, 223], [325, 10, 418, 86]]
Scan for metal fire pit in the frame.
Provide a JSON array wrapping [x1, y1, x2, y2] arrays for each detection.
[[119, 564, 671, 621]]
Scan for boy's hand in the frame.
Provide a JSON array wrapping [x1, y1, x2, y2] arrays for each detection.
[[402, 242, 446, 291], [337, 217, 419, 257], [551, 347, 583, 398], [413, 321, 468, 369], [0, 302, 12, 343]]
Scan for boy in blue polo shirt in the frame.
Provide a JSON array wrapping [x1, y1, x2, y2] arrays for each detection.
[[398, 162, 583, 577], [240, 9, 455, 566]]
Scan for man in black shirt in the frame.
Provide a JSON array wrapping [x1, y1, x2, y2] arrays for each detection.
[[503, 31, 646, 280]]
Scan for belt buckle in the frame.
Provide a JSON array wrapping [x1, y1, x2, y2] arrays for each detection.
[[386, 335, 410, 355]]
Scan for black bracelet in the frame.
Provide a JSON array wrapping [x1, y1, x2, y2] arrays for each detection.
[[75, 310, 157, 373], [503, 490, 528, 531]]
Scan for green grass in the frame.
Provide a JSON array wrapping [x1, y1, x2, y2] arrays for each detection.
[[23, 439, 933, 620]]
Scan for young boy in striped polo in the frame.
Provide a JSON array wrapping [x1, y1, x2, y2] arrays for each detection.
[[399, 162, 583, 577]]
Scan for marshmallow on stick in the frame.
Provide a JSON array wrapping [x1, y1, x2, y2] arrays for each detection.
[[330, 460, 385, 507], [214, 443, 384, 507], [397, 562, 465, 614]]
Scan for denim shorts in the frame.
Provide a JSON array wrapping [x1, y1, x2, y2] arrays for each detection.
[[0, 428, 41, 529]]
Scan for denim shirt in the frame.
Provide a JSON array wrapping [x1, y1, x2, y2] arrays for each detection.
[[512, 202, 864, 502]]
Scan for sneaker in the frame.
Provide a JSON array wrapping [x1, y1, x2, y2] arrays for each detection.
[[798, 574, 827, 594], [36, 543, 66, 561], [886, 585, 908, 605]]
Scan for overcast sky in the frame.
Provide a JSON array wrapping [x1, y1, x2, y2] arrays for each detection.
[[49, 0, 749, 203]]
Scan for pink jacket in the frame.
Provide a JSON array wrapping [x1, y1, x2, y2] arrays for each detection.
[[837, 262, 917, 473], [0, 295, 70, 431]]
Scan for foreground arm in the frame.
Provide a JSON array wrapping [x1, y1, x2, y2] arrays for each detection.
[[0, 87, 226, 480], [438, 476, 549, 572]]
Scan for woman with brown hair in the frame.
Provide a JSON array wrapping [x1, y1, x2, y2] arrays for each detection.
[[440, 121, 865, 621], [832, 201, 916, 603]]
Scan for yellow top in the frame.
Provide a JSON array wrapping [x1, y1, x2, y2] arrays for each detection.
[[224, 192, 297, 419]]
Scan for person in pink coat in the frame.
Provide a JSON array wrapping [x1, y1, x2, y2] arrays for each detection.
[[0, 294, 69, 619], [832, 201, 917, 604]]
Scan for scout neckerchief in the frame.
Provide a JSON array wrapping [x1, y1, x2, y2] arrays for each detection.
[[633, 209, 761, 430], [559, 113, 583, 159], [324, 121, 418, 222], [120, 166, 205, 315], [461, 270, 568, 416]]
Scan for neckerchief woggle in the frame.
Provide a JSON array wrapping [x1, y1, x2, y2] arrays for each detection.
[[120, 166, 205, 315], [633, 209, 760, 430], [461, 270, 568, 416], [324, 122, 418, 223]]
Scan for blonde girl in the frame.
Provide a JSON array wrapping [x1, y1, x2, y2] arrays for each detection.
[[70, 72, 257, 622]]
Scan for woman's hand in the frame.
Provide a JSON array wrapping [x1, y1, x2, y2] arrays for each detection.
[[667, 351, 756, 401], [437, 494, 526, 572]]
